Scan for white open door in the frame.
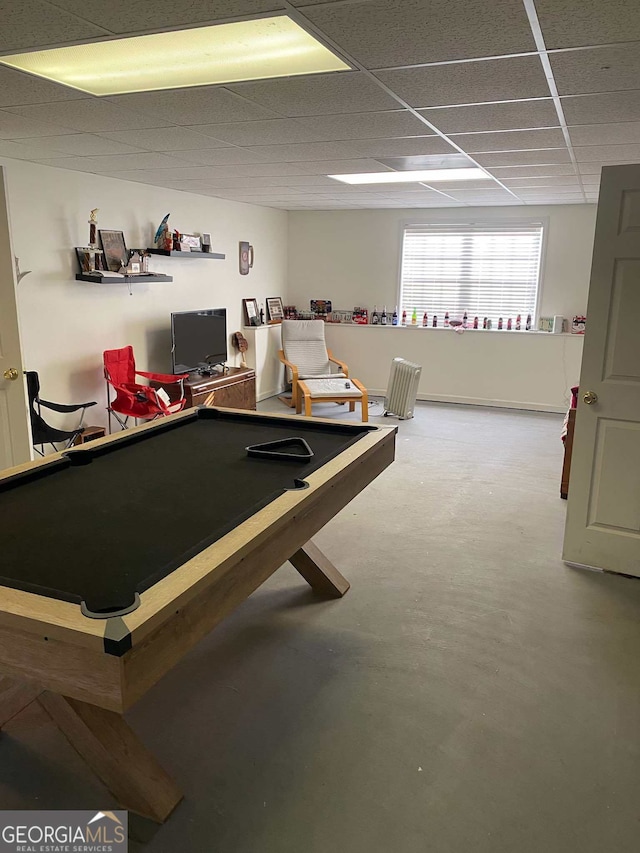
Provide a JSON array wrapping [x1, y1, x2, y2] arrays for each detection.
[[0, 166, 30, 470], [563, 164, 640, 576]]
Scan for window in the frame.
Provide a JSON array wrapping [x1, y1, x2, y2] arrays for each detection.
[[399, 223, 544, 327]]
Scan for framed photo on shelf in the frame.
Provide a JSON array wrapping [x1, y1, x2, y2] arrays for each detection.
[[98, 230, 127, 272], [266, 297, 284, 323], [243, 298, 261, 326], [180, 234, 202, 251]]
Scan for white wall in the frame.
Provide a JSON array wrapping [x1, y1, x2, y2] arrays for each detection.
[[2, 158, 287, 431], [287, 205, 596, 411]]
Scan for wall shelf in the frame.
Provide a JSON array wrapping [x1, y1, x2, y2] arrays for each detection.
[[146, 249, 226, 260], [76, 273, 173, 283]]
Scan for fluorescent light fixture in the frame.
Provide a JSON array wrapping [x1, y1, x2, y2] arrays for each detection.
[[0, 16, 350, 96], [328, 168, 491, 185]]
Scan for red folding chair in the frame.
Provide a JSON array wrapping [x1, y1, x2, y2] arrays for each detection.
[[103, 346, 189, 432]]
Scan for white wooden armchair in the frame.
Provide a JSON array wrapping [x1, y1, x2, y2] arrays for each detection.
[[278, 320, 349, 412]]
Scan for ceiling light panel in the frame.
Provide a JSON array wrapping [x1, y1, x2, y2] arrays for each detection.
[[329, 168, 491, 185], [0, 17, 350, 96]]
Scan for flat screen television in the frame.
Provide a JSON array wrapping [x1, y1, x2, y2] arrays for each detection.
[[171, 308, 227, 375]]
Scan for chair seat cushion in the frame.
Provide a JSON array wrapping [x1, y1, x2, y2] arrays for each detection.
[[298, 372, 346, 380], [301, 378, 362, 398]]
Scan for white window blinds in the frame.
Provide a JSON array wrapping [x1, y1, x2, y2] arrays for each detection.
[[399, 224, 544, 325]]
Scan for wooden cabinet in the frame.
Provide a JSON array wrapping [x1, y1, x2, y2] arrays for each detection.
[[152, 367, 256, 411]]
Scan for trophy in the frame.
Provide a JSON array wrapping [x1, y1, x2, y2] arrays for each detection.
[[79, 209, 104, 272]]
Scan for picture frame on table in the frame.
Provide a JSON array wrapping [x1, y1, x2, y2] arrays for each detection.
[[243, 298, 261, 327], [266, 297, 284, 323], [98, 230, 128, 272]]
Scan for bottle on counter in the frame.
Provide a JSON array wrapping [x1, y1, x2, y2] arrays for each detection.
[[402, 309, 407, 326], [371, 305, 380, 325], [507, 318, 513, 331], [516, 314, 521, 331], [411, 307, 417, 325], [473, 316, 479, 329], [381, 306, 388, 325], [463, 310, 468, 328], [432, 315, 438, 327], [444, 311, 450, 327], [422, 312, 428, 327], [526, 313, 532, 331], [483, 317, 488, 330], [498, 317, 503, 330], [392, 306, 399, 326]]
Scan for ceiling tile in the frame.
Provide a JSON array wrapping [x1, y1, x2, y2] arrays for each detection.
[[35, 152, 179, 172], [488, 164, 577, 176], [475, 148, 571, 166], [419, 99, 559, 133], [239, 141, 365, 162], [9, 133, 143, 156], [97, 126, 233, 151], [227, 71, 399, 116], [186, 119, 317, 146], [0, 66, 86, 107], [49, 0, 280, 33], [501, 176, 581, 186], [106, 87, 278, 125], [452, 128, 567, 152], [293, 110, 432, 140], [96, 166, 231, 182], [352, 137, 458, 157], [5, 99, 173, 131], [550, 44, 640, 96], [303, 0, 535, 68], [562, 91, 640, 125], [176, 148, 272, 165], [568, 122, 640, 146], [0, 1, 108, 52], [535, 0, 640, 50], [205, 162, 316, 177], [515, 185, 586, 194], [0, 139, 73, 161], [377, 56, 550, 108], [287, 158, 393, 174], [0, 109, 76, 139], [574, 143, 640, 162]]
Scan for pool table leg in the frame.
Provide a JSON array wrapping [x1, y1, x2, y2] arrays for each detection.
[[0, 675, 41, 729], [38, 692, 183, 823], [289, 540, 351, 598]]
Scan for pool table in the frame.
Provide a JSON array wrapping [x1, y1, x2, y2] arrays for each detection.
[[0, 406, 395, 822]]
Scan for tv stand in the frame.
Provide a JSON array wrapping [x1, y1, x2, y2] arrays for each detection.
[[152, 367, 256, 410]]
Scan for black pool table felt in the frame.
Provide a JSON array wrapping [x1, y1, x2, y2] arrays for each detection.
[[0, 410, 373, 615]]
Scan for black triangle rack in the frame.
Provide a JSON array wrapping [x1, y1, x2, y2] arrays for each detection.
[[246, 437, 314, 461]]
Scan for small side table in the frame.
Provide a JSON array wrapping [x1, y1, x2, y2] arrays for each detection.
[[72, 425, 107, 446], [297, 378, 368, 422]]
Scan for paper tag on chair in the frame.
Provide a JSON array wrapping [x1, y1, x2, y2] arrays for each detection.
[[156, 387, 171, 407]]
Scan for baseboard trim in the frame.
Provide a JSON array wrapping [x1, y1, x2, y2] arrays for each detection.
[[257, 386, 285, 403], [366, 389, 566, 414]]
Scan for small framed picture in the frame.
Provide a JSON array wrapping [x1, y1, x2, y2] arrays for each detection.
[[266, 297, 284, 323], [243, 298, 261, 326], [181, 233, 202, 251], [98, 230, 128, 272]]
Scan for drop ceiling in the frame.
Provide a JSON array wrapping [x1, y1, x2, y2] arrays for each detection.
[[0, 0, 637, 209]]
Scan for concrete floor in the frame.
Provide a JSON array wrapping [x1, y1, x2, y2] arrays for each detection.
[[2, 399, 640, 852]]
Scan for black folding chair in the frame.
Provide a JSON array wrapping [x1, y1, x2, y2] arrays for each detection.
[[25, 371, 97, 456]]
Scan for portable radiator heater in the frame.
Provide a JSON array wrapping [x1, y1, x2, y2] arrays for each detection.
[[383, 358, 422, 420]]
